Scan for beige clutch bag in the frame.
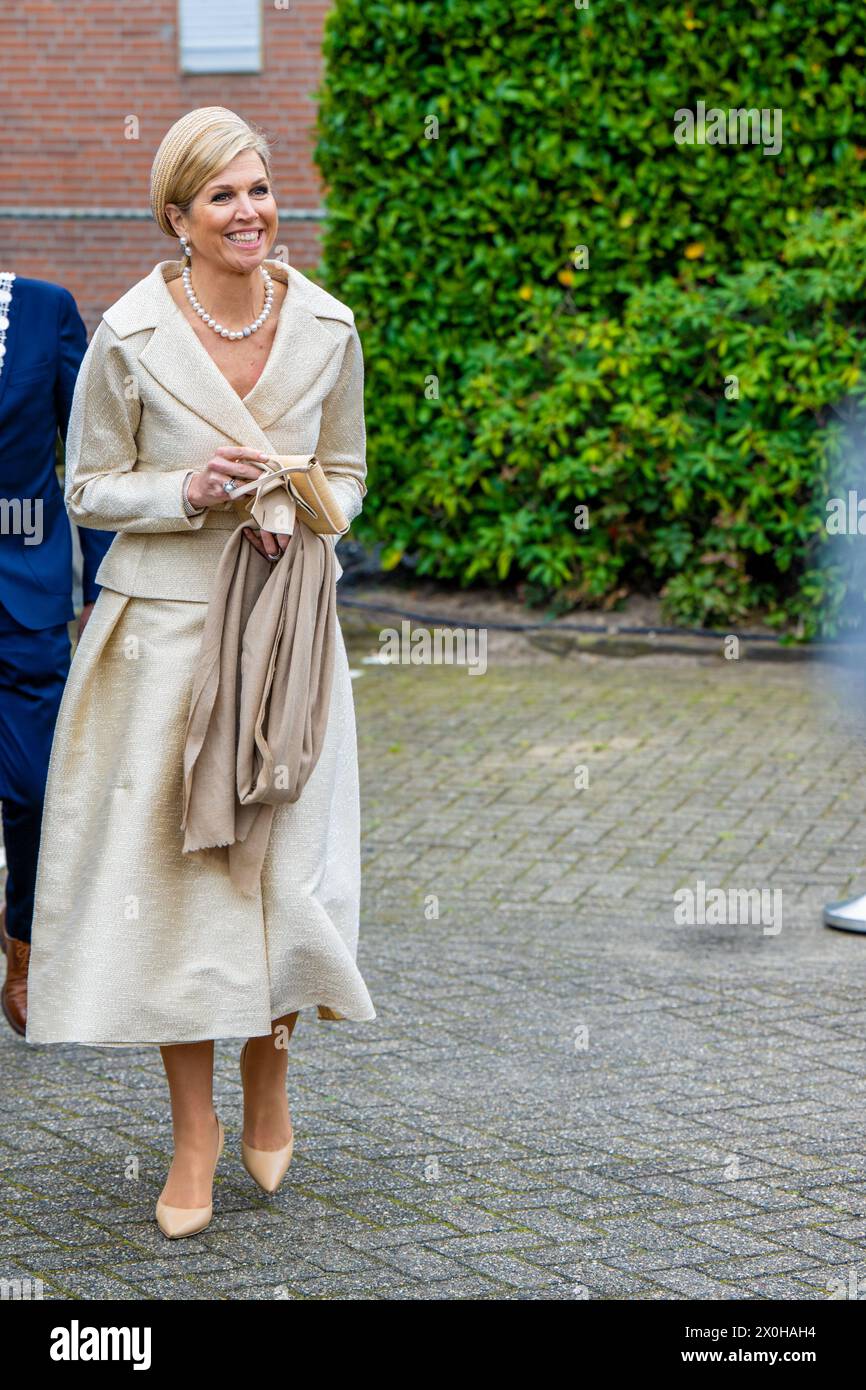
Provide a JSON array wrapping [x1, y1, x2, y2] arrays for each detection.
[[227, 454, 349, 537]]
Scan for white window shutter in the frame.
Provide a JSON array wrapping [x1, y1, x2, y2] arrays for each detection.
[[179, 0, 262, 74]]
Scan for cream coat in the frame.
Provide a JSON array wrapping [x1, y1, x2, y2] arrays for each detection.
[[25, 259, 376, 1047], [68, 257, 368, 589]]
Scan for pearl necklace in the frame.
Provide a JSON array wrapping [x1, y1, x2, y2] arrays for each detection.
[[182, 263, 274, 341]]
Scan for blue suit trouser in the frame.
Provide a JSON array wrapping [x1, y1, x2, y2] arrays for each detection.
[[0, 600, 71, 942]]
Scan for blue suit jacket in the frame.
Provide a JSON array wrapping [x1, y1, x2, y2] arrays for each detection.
[[0, 276, 114, 629]]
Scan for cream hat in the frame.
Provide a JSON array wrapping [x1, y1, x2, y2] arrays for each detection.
[[150, 106, 259, 238]]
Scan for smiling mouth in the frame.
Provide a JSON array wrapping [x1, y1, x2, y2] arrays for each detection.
[[225, 229, 264, 245]]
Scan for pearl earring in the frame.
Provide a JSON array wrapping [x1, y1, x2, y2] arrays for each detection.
[[179, 235, 191, 261]]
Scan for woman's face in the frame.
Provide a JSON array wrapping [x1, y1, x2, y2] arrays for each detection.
[[167, 149, 279, 272]]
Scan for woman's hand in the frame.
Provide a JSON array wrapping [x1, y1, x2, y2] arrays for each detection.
[[242, 526, 290, 561], [187, 447, 291, 562], [186, 447, 271, 510]]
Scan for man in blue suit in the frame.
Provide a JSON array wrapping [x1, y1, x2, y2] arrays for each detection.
[[0, 270, 114, 1035]]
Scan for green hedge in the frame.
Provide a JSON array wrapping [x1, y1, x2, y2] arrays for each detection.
[[314, 0, 866, 634]]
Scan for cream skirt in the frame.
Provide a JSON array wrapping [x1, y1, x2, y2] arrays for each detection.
[[26, 586, 375, 1048]]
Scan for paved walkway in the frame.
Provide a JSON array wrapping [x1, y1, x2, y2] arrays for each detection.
[[3, 608, 866, 1300]]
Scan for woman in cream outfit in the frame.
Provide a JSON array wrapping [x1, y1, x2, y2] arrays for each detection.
[[25, 107, 375, 1237]]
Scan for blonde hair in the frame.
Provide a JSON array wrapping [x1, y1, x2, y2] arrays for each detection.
[[150, 106, 273, 239]]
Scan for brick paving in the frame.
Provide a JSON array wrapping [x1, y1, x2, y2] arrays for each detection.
[[3, 605, 866, 1300]]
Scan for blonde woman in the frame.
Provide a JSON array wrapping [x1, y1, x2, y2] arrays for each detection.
[[25, 107, 375, 1238]]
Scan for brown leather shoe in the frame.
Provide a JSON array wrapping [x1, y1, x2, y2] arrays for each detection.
[[1, 907, 30, 1035]]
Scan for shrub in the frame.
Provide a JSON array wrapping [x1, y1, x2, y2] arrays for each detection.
[[315, 0, 866, 633]]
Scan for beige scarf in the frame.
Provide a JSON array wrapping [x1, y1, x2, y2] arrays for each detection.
[[181, 519, 336, 897]]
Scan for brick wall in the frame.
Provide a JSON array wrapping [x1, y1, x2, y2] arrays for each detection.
[[0, 0, 336, 332]]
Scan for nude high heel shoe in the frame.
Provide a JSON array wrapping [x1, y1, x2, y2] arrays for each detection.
[[156, 1114, 225, 1239], [239, 1040, 294, 1194]]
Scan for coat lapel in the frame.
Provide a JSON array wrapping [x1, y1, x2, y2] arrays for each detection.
[[103, 259, 350, 452], [242, 280, 348, 435]]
